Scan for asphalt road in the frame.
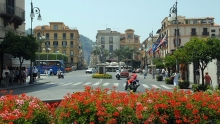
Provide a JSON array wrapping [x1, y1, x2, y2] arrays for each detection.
[[5, 70, 176, 101]]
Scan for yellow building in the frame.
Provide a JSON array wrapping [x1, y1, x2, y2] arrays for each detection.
[[33, 22, 83, 69]]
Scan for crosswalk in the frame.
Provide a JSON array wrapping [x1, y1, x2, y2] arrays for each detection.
[[43, 81, 174, 90]]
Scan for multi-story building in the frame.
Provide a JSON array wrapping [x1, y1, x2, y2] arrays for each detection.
[[96, 28, 120, 62], [158, 16, 220, 85], [33, 22, 83, 69], [120, 29, 141, 64], [0, 0, 25, 75]]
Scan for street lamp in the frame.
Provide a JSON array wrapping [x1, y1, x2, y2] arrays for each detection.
[[168, 0, 179, 72], [56, 51, 59, 60], [29, 0, 42, 84], [37, 35, 45, 78], [43, 46, 51, 60], [149, 31, 155, 79]]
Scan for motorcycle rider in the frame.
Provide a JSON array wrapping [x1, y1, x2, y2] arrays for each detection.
[[125, 71, 140, 90], [115, 69, 121, 78]]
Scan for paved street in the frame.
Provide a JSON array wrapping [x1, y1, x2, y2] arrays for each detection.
[[0, 70, 176, 101]]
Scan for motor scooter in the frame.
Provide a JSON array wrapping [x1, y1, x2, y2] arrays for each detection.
[[58, 71, 64, 79]]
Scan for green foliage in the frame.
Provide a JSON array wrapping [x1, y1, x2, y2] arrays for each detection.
[[173, 47, 191, 65], [156, 75, 163, 81], [165, 78, 173, 84], [178, 80, 190, 89], [192, 84, 210, 92], [92, 74, 112, 79], [164, 55, 176, 68]]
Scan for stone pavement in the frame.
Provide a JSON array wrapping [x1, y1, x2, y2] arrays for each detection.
[[0, 75, 51, 90]]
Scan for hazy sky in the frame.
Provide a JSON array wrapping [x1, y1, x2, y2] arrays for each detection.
[[25, 0, 220, 42]]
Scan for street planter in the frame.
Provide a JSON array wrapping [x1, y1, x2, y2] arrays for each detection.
[[156, 75, 163, 81]]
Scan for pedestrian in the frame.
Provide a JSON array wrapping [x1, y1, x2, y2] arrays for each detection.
[[142, 68, 147, 79], [195, 68, 200, 84], [161, 68, 165, 78], [173, 70, 180, 87], [165, 70, 168, 78], [33, 66, 38, 81], [2, 66, 10, 87], [44, 69, 48, 77], [204, 72, 212, 86]]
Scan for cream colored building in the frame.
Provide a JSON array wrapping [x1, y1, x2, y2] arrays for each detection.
[[33, 22, 83, 69], [0, 0, 25, 75], [159, 16, 220, 86]]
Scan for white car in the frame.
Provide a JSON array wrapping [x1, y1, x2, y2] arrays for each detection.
[[85, 68, 96, 74]]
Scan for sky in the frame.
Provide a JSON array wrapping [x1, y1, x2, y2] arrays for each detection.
[[25, 0, 220, 42]]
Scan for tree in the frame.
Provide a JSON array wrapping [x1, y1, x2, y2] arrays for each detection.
[[2, 31, 39, 80], [113, 49, 122, 63], [183, 37, 220, 85], [152, 58, 165, 69]]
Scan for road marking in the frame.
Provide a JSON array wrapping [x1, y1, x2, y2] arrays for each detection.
[[152, 85, 160, 89], [113, 83, 119, 86], [123, 83, 126, 87], [160, 85, 172, 89], [102, 83, 109, 86], [73, 82, 82, 86], [93, 82, 100, 85], [63, 82, 72, 86], [142, 84, 150, 88], [83, 82, 92, 85]]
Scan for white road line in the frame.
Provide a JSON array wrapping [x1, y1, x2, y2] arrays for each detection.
[[160, 85, 172, 89], [93, 82, 100, 85], [113, 83, 119, 86], [142, 84, 150, 88], [83, 82, 92, 85], [123, 83, 126, 87], [63, 82, 72, 86], [72, 82, 82, 86], [152, 85, 160, 89], [102, 83, 109, 86]]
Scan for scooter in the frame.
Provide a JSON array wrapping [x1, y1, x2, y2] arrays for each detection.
[[58, 71, 64, 79], [116, 73, 120, 80], [125, 79, 140, 92]]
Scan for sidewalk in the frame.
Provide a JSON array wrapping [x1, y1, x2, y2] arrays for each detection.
[[0, 75, 51, 90]]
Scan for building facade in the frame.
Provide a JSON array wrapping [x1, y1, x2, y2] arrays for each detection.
[[0, 0, 25, 76], [158, 16, 220, 86], [96, 28, 121, 62], [33, 22, 83, 69]]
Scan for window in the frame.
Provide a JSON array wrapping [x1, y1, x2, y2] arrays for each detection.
[[6, 0, 15, 15], [54, 33, 57, 40], [173, 38, 181, 47], [53, 41, 58, 47], [62, 41, 67, 47], [208, 19, 213, 23], [174, 29, 179, 36], [70, 50, 74, 55], [54, 25, 58, 30], [45, 41, 50, 46], [101, 37, 105, 43], [211, 29, 215, 32], [189, 20, 193, 24], [63, 50, 66, 55], [41, 26, 45, 29], [63, 33, 66, 40], [46, 33, 49, 40], [203, 28, 208, 32], [70, 33, 74, 40], [101, 45, 105, 49], [202, 20, 207, 24], [193, 20, 197, 24], [191, 28, 196, 35], [71, 58, 73, 63], [70, 41, 74, 47], [109, 36, 113, 44], [109, 45, 113, 53]]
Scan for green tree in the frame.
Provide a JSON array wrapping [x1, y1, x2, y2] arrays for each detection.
[[184, 37, 220, 85], [2, 31, 38, 80], [113, 49, 122, 63]]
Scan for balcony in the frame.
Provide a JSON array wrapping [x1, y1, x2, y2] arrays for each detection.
[[191, 32, 197, 36], [202, 32, 209, 36], [0, 3, 25, 29]]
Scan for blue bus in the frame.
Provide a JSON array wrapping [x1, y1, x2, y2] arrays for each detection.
[[34, 60, 65, 75]]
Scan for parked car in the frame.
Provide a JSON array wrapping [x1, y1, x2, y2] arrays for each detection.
[[85, 68, 96, 74], [120, 69, 129, 78]]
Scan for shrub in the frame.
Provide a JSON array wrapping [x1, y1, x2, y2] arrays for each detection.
[[0, 93, 52, 124], [165, 77, 173, 84], [192, 84, 210, 92], [92, 73, 112, 79], [156, 75, 163, 81], [178, 80, 190, 89]]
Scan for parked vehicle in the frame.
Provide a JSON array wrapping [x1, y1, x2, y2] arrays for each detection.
[[85, 68, 96, 74], [125, 79, 140, 92]]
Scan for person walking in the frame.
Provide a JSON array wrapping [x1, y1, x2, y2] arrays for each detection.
[[2, 66, 10, 87], [204, 72, 212, 86], [173, 70, 180, 87], [142, 68, 147, 79], [195, 68, 200, 84]]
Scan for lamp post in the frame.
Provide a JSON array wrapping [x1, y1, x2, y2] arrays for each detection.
[[168, 0, 179, 72], [148, 31, 155, 79], [56, 51, 59, 60], [37, 36, 45, 78], [29, 0, 42, 84]]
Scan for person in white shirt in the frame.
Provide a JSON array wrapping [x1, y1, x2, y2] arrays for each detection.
[[173, 70, 180, 86], [32, 66, 38, 81], [2, 66, 10, 87]]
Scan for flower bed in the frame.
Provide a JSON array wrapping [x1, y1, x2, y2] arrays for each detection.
[[1, 87, 220, 124], [92, 73, 112, 79]]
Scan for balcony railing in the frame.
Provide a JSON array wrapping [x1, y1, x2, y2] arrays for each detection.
[[0, 3, 25, 21], [191, 32, 197, 36], [202, 32, 209, 36]]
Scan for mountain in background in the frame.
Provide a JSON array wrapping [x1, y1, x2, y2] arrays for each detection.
[[80, 35, 94, 65]]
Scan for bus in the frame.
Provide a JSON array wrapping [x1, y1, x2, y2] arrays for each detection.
[[33, 60, 65, 75]]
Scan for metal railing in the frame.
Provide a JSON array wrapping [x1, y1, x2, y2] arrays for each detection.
[[0, 3, 25, 20]]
